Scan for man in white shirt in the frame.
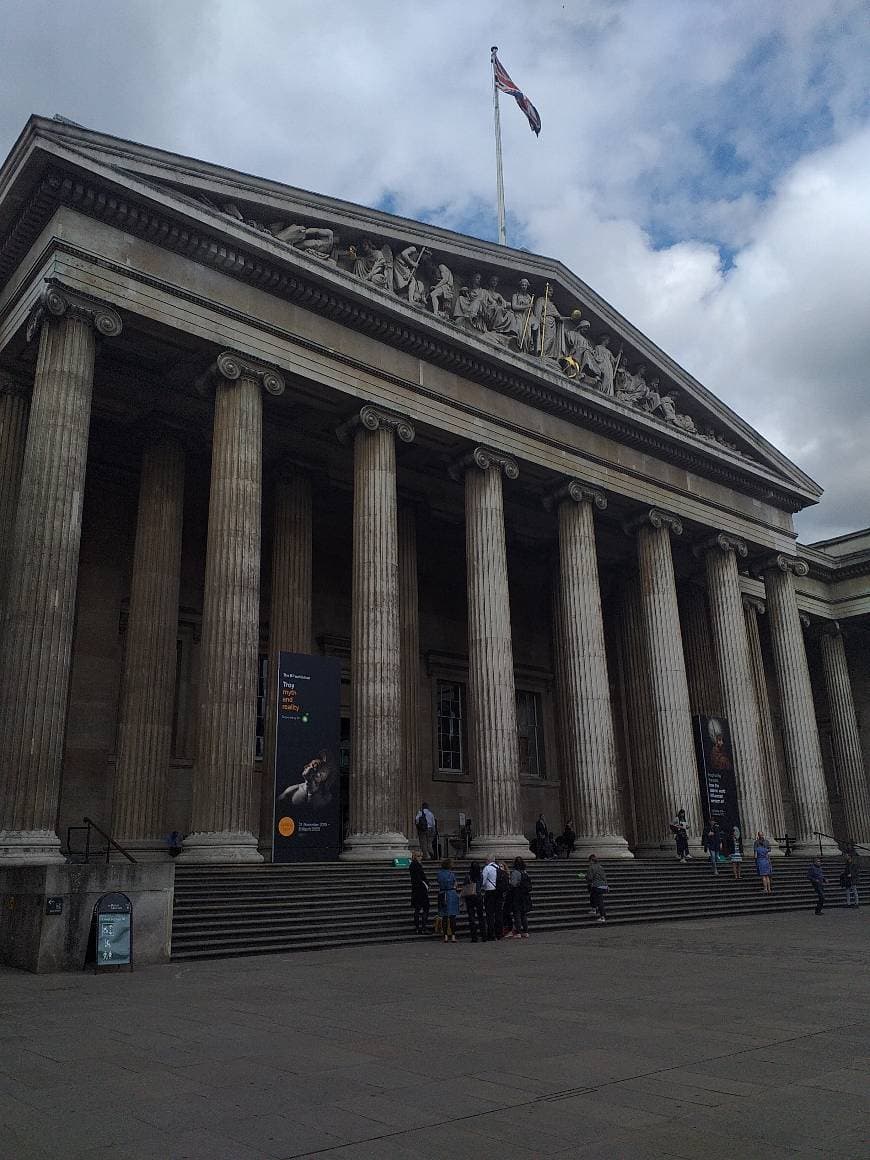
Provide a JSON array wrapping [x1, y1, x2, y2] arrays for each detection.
[[415, 803, 436, 859], [481, 858, 499, 940]]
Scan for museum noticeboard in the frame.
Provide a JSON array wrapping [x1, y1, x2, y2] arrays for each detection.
[[693, 715, 742, 839], [273, 652, 342, 863], [92, 892, 133, 969]]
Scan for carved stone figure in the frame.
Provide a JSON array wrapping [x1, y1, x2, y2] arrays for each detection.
[[533, 292, 561, 358], [352, 238, 394, 291], [453, 272, 487, 331], [659, 391, 697, 433], [393, 246, 428, 306], [511, 279, 535, 351], [640, 376, 664, 414], [615, 363, 651, 407], [429, 262, 454, 317], [271, 223, 335, 259], [584, 334, 617, 395], [561, 311, 594, 372], [481, 275, 516, 341]]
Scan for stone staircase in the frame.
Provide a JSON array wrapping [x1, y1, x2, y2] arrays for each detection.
[[170, 856, 851, 961]]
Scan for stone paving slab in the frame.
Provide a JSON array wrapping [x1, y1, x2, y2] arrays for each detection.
[[0, 909, 867, 1159]]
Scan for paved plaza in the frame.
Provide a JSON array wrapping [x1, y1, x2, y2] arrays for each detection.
[[1, 909, 868, 1159]]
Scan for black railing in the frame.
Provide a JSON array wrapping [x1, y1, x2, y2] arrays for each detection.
[[66, 816, 136, 864], [812, 831, 870, 860]]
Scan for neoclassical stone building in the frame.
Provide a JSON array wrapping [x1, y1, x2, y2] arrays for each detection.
[[1, 116, 868, 866]]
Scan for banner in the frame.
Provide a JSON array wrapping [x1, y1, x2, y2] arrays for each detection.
[[273, 652, 342, 862], [693, 715, 741, 838]]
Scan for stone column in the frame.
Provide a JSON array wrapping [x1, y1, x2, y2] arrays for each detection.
[[398, 504, 422, 846], [548, 480, 631, 857], [626, 509, 703, 847], [261, 469, 313, 847], [678, 583, 721, 716], [0, 375, 29, 616], [819, 623, 870, 844], [618, 576, 666, 853], [111, 433, 185, 857], [701, 533, 775, 843], [450, 447, 528, 857], [339, 405, 414, 860], [0, 283, 121, 863], [743, 596, 787, 850], [181, 353, 284, 863], [759, 555, 837, 853]]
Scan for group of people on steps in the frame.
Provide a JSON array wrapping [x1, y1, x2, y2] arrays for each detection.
[[409, 852, 533, 941]]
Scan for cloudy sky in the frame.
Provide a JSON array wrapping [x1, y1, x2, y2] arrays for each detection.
[[2, 0, 868, 541]]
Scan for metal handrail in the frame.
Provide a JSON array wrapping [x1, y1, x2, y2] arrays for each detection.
[[813, 830, 869, 859], [73, 816, 137, 864]]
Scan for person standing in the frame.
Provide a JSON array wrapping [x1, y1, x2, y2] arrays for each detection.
[[506, 857, 532, 938], [496, 862, 512, 938], [415, 802, 436, 859], [585, 854, 609, 923], [409, 850, 430, 933], [704, 821, 722, 875], [535, 813, 548, 858], [841, 851, 860, 908], [807, 857, 827, 914], [754, 832, 773, 895], [462, 860, 486, 941], [557, 820, 576, 859], [728, 826, 743, 880], [437, 859, 460, 942], [481, 856, 499, 941], [671, 809, 690, 862]]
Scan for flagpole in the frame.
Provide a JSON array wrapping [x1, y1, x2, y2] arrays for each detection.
[[491, 46, 507, 246]]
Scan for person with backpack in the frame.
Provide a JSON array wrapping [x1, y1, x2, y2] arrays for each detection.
[[495, 861, 511, 939], [506, 856, 532, 938], [414, 802, 435, 859], [585, 853, 609, 924], [461, 860, 486, 941], [481, 856, 500, 941], [840, 851, 860, 907], [807, 857, 827, 914]]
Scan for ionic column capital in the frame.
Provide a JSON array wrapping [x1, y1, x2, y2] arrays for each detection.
[[799, 611, 812, 630], [448, 445, 518, 482], [741, 593, 766, 616], [336, 403, 415, 445], [753, 552, 809, 578], [198, 351, 285, 397], [542, 478, 607, 512], [26, 279, 122, 343], [693, 531, 748, 560], [622, 507, 683, 538]]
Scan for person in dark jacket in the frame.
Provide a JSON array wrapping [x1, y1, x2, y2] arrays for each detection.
[[841, 851, 860, 908], [409, 850, 430, 934], [585, 854, 609, 924], [807, 857, 826, 915], [557, 821, 576, 859], [535, 814, 549, 858], [506, 857, 531, 938], [704, 821, 722, 875], [462, 861, 486, 941], [495, 861, 511, 938]]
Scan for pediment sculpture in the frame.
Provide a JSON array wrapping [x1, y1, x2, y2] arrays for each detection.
[[200, 195, 744, 458]]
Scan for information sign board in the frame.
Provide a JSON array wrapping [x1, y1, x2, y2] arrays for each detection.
[[93, 893, 133, 968]]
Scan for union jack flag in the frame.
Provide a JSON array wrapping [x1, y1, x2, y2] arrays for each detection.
[[492, 51, 541, 136]]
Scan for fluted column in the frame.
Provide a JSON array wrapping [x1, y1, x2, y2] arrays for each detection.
[[340, 404, 413, 860], [181, 353, 284, 863], [618, 576, 666, 852], [626, 509, 703, 848], [451, 446, 528, 857], [0, 283, 121, 863], [548, 480, 631, 857], [398, 504, 422, 846], [678, 583, 721, 716], [819, 623, 870, 844], [261, 469, 313, 847], [743, 596, 787, 850], [550, 564, 572, 824], [759, 555, 836, 853], [701, 533, 774, 843], [0, 375, 29, 617], [111, 434, 185, 856]]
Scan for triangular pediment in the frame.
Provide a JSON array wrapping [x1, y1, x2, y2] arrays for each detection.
[[0, 116, 823, 507]]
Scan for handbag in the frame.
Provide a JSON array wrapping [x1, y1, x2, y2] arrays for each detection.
[[461, 880, 477, 898]]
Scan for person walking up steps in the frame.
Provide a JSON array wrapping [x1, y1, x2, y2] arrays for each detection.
[[671, 809, 691, 862], [754, 832, 773, 894], [807, 857, 826, 914], [585, 854, 609, 923], [415, 802, 436, 859]]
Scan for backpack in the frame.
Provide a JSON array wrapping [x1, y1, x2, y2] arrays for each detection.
[[415, 812, 428, 833], [495, 866, 509, 894]]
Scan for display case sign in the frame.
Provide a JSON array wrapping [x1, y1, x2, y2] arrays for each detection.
[[93, 892, 133, 968]]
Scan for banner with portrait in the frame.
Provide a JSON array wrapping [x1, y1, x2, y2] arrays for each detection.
[[693, 714, 742, 838], [273, 651, 342, 862]]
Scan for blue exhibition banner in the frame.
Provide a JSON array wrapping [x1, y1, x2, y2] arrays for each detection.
[[693, 714, 742, 839], [273, 651, 342, 863]]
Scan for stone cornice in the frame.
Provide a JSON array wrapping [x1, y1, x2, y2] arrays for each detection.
[[0, 168, 812, 513], [25, 278, 122, 343], [335, 403, 415, 445], [693, 531, 749, 560], [622, 507, 683, 538], [753, 553, 810, 579], [542, 478, 607, 512], [448, 445, 519, 482]]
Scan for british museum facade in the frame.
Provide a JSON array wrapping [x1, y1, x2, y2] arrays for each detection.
[[1, 116, 868, 868]]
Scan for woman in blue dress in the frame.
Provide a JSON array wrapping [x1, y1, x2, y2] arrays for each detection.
[[754, 832, 773, 894], [437, 858, 461, 943]]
